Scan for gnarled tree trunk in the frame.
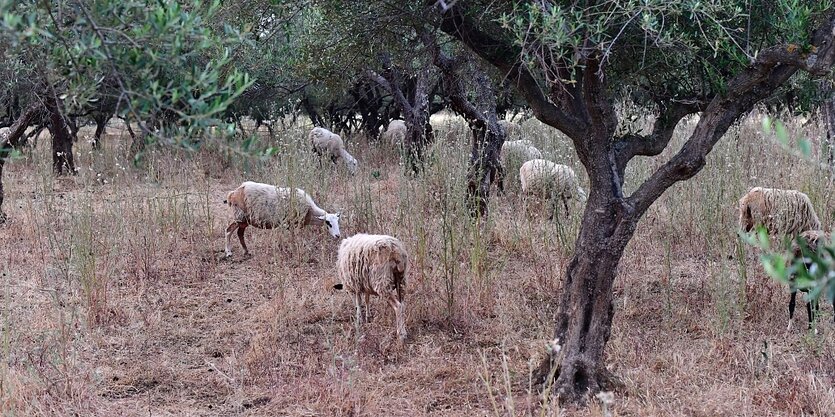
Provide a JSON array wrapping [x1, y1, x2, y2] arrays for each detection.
[[45, 94, 75, 175], [366, 57, 435, 173], [0, 103, 40, 223], [423, 31, 506, 215], [92, 113, 109, 150]]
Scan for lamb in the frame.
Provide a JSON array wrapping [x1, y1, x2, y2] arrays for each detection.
[[520, 159, 587, 215], [498, 140, 543, 191], [737, 187, 820, 236], [223, 181, 341, 257], [787, 230, 834, 330], [309, 127, 358, 175], [381, 119, 406, 146], [332, 233, 408, 342]]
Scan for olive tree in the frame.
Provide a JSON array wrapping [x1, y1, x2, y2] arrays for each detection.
[[432, 0, 835, 403], [0, 0, 251, 221]]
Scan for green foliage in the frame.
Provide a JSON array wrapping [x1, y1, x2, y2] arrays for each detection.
[[743, 227, 835, 307], [497, 0, 833, 105], [0, 0, 252, 146]]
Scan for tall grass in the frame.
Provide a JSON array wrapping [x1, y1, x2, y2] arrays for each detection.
[[1, 110, 834, 415]]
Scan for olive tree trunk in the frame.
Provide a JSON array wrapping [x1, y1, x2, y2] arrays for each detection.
[[366, 56, 434, 173], [45, 94, 75, 175], [0, 104, 40, 222], [422, 30, 506, 215]]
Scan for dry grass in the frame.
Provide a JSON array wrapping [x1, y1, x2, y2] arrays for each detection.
[[1, 111, 834, 416]]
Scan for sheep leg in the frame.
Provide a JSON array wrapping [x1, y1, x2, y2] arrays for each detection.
[[224, 222, 238, 257], [787, 290, 797, 330], [386, 292, 407, 341], [354, 292, 363, 335], [364, 293, 372, 323], [808, 297, 822, 329], [236, 223, 249, 256]]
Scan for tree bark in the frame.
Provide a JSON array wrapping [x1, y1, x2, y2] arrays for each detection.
[[422, 30, 505, 215], [822, 95, 835, 166], [92, 113, 109, 150], [45, 94, 75, 175], [0, 104, 40, 223], [351, 82, 385, 140], [366, 59, 434, 173]]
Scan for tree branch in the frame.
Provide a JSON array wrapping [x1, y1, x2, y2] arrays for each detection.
[[628, 13, 835, 215], [437, 4, 586, 139], [613, 99, 705, 175], [365, 68, 413, 117]]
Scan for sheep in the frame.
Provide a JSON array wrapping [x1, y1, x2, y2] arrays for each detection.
[[223, 181, 341, 257], [332, 233, 408, 342], [381, 119, 406, 146], [520, 159, 587, 216], [498, 140, 543, 191], [787, 230, 834, 330], [498, 120, 521, 138], [737, 187, 820, 236], [309, 127, 358, 175]]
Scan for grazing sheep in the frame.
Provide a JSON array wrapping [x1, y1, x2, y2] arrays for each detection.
[[309, 127, 358, 175], [520, 159, 587, 215], [738, 187, 820, 236], [498, 140, 543, 191], [223, 181, 341, 257], [381, 119, 406, 146], [498, 120, 521, 138], [501, 140, 542, 166], [788, 230, 834, 330], [332, 233, 408, 341]]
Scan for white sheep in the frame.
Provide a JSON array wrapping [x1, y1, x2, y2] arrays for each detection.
[[501, 140, 542, 165], [332, 233, 408, 342], [381, 119, 406, 146], [788, 230, 834, 330], [737, 187, 820, 236], [223, 181, 341, 257], [520, 159, 587, 215], [309, 127, 358, 175], [498, 140, 543, 191], [498, 120, 521, 138]]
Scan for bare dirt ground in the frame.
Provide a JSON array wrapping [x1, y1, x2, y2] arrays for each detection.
[[1, 117, 834, 416]]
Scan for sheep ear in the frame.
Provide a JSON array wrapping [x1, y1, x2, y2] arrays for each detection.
[[317, 215, 327, 221]]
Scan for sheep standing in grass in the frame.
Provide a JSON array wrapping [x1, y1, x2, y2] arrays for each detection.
[[737, 187, 820, 236], [381, 119, 406, 147], [332, 233, 408, 342], [309, 127, 358, 175], [498, 140, 543, 191], [787, 230, 834, 330], [520, 159, 587, 216], [223, 181, 341, 257]]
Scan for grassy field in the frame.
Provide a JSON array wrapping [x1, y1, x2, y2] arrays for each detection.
[[1, 111, 834, 416]]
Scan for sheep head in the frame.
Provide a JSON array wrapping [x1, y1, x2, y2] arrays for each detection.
[[738, 187, 766, 232], [318, 212, 341, 239]]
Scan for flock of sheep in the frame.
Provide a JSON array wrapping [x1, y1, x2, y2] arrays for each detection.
[[221, 120, 831, 343]]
